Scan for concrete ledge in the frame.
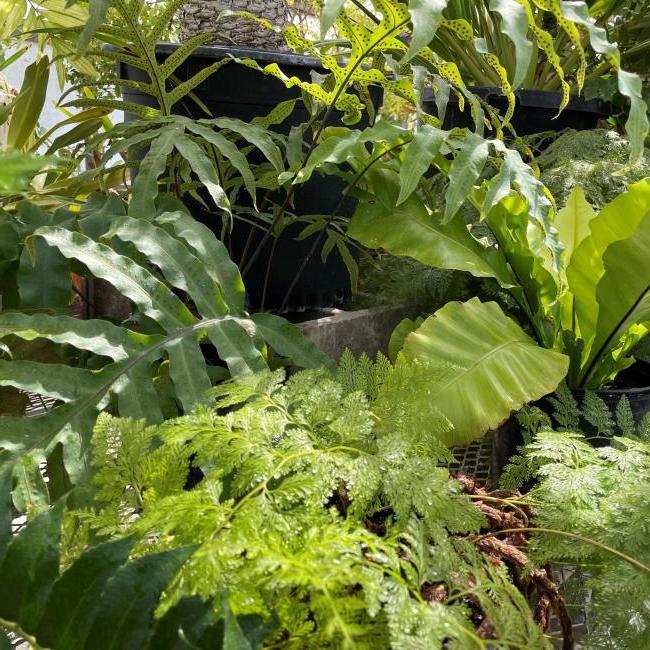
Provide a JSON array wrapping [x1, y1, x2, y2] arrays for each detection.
[[297, 305, 416, 361]]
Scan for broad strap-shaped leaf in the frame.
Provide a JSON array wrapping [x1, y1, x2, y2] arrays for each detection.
[[349, 169, 515, 288], [484, 197, 560, 345], [221, 595, 276, 650], [583, 212, 650, 386], [388, 317, 423, 363], [184, 121, 257, 206], [208, 117, 284, 174], [166, 338, 214, 411], [406, 0, 449, 60], [111, 216, 266, 378], [148, 597, 222, 648], [174, 133, 231, 215], [484, 144, 556, 256], [0, 312, 165, 422], [111, 216, 230, 318], [129, 125, 183, 218], [15, 201, 74, 311], [0, 318, 233, 458], [0, 462, 13, 565], [35, 537, 137, 650], [489, 0, 534, 88], [8, 227, 240, 439], [0, 502, 64, 634], [0, 312, 156, 361], [251, 313, 333, 369], [113, 362, 165, 423], [553, 186, 596, 266], [78, 0, 112, 51], [30, 226, 197, 330], [444, 133, 491, 221], [295, 122, 408, 185], [7, 56, 49, 151], [0, 360, 106, 404], [402, 298, 569, 445], [567, 179, 650, 360]]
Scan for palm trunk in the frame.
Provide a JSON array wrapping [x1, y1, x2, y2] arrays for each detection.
[[179, 0, 290, 50]]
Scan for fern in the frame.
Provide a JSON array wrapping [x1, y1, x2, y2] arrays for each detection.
[[581, 391, 616, 437], [521, 431, 650, 649], [546, 381, 581, 431], [0, 363, 559, 649], [0, 194, 329, 500], [502, 391, 650, 489], [337, 349, 392, 400], [74, 0, 225, 117], [615, 395, 637, 438]]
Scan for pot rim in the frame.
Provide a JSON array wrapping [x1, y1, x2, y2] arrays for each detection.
[[153, 42, 324, 69], [423, 85, 608, 114]]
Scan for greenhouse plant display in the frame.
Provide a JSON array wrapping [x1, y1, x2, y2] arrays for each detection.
[[108, 0, 649, 310], [1, 0, 650, 648], [345, 127, 650, 436]]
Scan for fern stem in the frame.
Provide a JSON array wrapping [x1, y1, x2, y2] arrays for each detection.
[[468, 494, 530, 526], [476, 527, 650, 574]]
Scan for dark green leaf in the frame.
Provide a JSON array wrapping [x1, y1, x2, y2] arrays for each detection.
[[148, 597, 221, 650], [251, 313, 333, 369], [0, 461, 14, 565], [78, 0, 112, 51], [7, 57, 50, 151], [84, 546, 195, 650], [0, 502, 64, 633], [36, 537, 137, 649]]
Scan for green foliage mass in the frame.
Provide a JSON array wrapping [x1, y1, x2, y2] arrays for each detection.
[[0, 362, 552, 649], [501, 387, 650, 489], [538, 129, 650, 210], [355, 254, 510, 316], [0, 192, 329, 508], [520, 431, 650, 650]]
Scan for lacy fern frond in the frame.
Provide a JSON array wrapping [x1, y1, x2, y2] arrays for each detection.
[[525, 431, 650, 649], [36, 366, 553, 648], [615, 395, 637, 437]]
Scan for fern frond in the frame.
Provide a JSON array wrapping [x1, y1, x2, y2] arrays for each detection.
[[546, 381, 580, 430], [615, 395, 636, 437], [581, 391, 615, 437]]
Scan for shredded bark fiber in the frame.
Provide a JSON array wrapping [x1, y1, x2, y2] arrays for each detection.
[[455, 474, 575, 650]]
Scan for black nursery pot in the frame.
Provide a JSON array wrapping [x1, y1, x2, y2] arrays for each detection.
[[424, 86, 609, 137], [119, 44, 380, 312], [491, 360, 650, 481]]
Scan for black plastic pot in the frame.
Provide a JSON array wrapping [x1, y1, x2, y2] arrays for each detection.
[[491, 360, 650, 480], [119, 44, 379, 312], [424, 86, 609, 137]]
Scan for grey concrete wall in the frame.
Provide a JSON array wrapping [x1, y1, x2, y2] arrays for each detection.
[[297, 306, 417, 361]]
